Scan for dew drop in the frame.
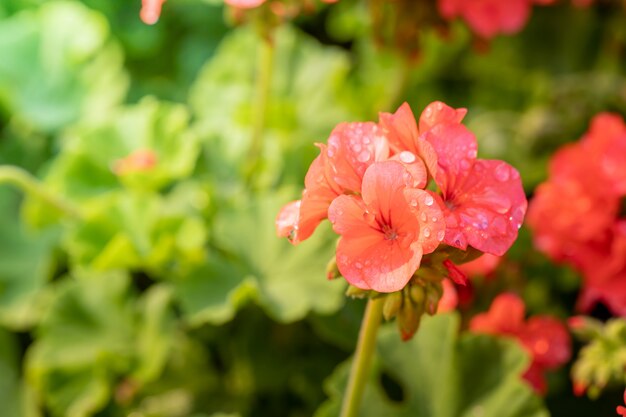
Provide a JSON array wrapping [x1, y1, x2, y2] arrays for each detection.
[[420, 213, 428, 222], [399, 151, 416, 164], [460, 159, 471, 170], [437, 230, 445, 241], [423, 228, 431, 238], [410, 199, 418, 207], [431, 216, 438, 222], [357, 150, 371, 163], [424, 195, 434, 206], [467, 149, 477, 159], [355, 262, 363, 269], [494, 164, 510, 182]]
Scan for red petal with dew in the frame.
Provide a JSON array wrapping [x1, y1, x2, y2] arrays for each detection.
[[424, 123, 477, 194], [443, 160, 526, 256], [379, 103, 439, 178], [418, 101, 467, 133], [326, 122, 389, 193], [329, 161, 428, 292]]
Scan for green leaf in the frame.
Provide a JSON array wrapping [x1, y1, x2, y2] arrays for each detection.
[[27, 272, 177, 417], [61, 189, 208, 275], [29, 97, 200, 202], [0, 187, 56, 329], [316, 314, 549, 417], [0, 1, 128, 133], [174, 190, 346, 324], [189, 25, 358, 187]]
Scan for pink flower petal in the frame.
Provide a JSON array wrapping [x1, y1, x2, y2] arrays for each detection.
[[379, 103, 439, 178], [329, 161, 436, 292], [418, 101, 467, 134], [424, 123, 477, 195], [326, 122, 389, 193], [275, 200, 300, 239], [443, 160, 526, 256]]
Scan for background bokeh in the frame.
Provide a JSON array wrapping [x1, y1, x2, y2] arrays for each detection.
[[0, 0, 625, 416]]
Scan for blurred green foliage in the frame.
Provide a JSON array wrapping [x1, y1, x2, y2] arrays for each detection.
[[0, 0, 625, 416]]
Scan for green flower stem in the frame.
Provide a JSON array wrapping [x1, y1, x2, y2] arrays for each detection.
[[0, 165, 81, 219], [245, 32, 275, 184], [340, 296, 385, 417]]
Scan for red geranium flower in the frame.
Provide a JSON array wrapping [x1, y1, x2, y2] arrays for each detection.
[[327, 161, 444, 292], [425, 130, 526, 256], [277, 101, 526, 298], [380, 102, 527, 256], [527, 113, 626, 317], [470, 293, 571, 394]]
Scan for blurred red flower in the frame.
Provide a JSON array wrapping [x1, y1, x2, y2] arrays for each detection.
[[438, 0, 594, 39], [527, 113, 626, 317], [470, 293, 571, 394]]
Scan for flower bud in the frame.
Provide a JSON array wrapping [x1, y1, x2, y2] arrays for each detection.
[[383, 291, 403, 321], [326, 256, 340, 280], [397, 299, 423, 341]]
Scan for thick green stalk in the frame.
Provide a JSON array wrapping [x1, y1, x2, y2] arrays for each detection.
[[340, 296, 385, 417], [0, 165, 81, 219], [245, 33, 275, 184]]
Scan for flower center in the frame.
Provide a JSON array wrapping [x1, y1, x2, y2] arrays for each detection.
[[382, 224, 398, 241]]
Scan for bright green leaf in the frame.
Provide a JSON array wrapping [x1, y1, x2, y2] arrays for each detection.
[[175, 190, 346, 324], [0, 188, 56, 329], [0, 1, 128, 133]]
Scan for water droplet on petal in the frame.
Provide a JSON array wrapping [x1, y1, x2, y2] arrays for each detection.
[[420, 213, 428, 222], [467, 149, 477, 159], [410, 199, 418, 207], [355, 262, 363, 269], [423, 228, 431, 238], [437, 230, 445, 241], [460, 159, 471, 170], [431, 216, 438, 222], [399, 151, 416, 163], [495, 163, 510, 182], [424, 195, 434, 206], [357, 150, 371, 163]]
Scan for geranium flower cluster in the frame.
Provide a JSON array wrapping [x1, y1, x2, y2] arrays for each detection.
[[438, 0, 593, 40], [527, 114, 626, 317], [277, 101, 526, 302], [470, 293, 572, 394]]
